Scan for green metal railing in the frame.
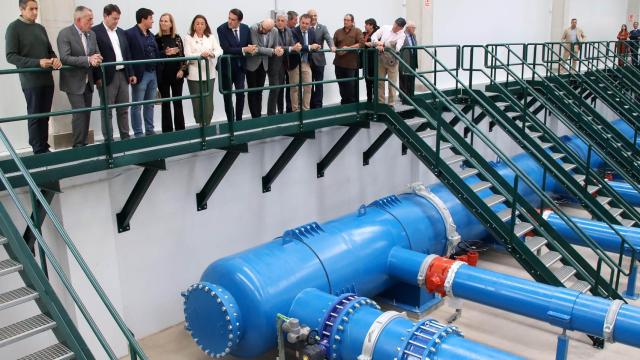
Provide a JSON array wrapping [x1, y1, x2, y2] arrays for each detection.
[[460, 44, 639, 290]]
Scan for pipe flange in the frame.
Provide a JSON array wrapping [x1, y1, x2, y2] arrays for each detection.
[[411, 183, 461, 256], [417, 254, 439, 288], [443, 261, 465, 297], [398, 318, 463, 360], [358, 311, 406, 360], [603, 299, 624, 343]]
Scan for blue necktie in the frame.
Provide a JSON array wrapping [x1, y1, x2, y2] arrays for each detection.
[[303, 31, 308, 62]]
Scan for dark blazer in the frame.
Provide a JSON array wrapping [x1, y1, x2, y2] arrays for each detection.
[[57, 25, 100, 94], [288, 26, 318, 70], [309, 23, 334, 66], [216, 22, 251, 72], [92, 23, 133, 85], [125, 25, 160, 81]]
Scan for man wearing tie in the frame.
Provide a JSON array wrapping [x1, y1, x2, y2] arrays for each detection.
[[217, 8, 256, 121], [307, 9, 336, 109], [399, 21, 418, 99], [629, 22, 640, 66], [288, 14, 320, 112], [57, 6, 103, 147]]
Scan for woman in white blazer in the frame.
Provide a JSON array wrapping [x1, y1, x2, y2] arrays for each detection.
[[184, 15, 223, 126]]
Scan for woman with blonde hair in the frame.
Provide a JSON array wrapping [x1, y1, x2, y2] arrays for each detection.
[[156, 13, 187, 132], [184, 14, 222, 126]]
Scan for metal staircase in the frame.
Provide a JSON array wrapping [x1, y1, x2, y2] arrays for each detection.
[[375, 50, 625, 306]]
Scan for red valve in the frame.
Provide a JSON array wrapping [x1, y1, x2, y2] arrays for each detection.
[[425, 253, 479, 296]]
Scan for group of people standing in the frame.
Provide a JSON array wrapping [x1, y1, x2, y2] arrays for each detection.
[[5, 0, 420, 155], [616, 21, 640, 66]]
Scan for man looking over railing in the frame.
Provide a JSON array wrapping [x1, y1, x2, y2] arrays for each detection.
[[370, 17, 406, 108], [629, 21, 640, 67], [5, 0, 62, 154]]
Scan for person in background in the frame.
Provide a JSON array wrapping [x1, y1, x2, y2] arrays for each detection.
[[287, 10, 298, 30], [399, 20, 418, 100], [278, 10, 299, 114], [217, 8, 256, 121], [247, 18, 283, 118], [370, 17, 406, 107], [269, 13, 294, 116], [616, 24, 629, 67], [184, 14, 222, 126], [629, 21, 640, 66], [332, 13, 363, 105], [560, 18, 586, 73], [57, 6, 102, 147], [5, 0, 61, 154], [126, 8, 160, 137], [288, 13, 320, 112], [307, 9, 336, 109], [362, 18, 380, 103], [93, 4, 134, 142], [156, 13, 187, 132]]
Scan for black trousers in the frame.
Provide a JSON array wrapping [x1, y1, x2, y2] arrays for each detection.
[[158, 74, 185, 132], [399, 73, 416, 99], [220, 67, 246, 121], [277, 67, 292, 114], [22, 86, 53, 154], [246, 66, 267, 118], [335, 66, 358, 104], [631, 43, 639, 66], [310, 63, 324, 109]]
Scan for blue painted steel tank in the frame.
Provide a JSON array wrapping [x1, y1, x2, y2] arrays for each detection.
[[288, 288, 522, 360]]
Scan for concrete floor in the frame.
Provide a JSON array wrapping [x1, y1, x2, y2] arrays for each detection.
[[131, 249, 640, 360]]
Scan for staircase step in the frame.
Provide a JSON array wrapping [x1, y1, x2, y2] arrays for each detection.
[[609, 207, 624, 217], [0, 314, 56, 348], [470, 181, 493, 193], [550, 153, 565, 160], [562, 163, 577, 171], [571, 280, 592, 293], [18, 343, 74, 360], [597, 196, 612, 206], [0, 236, 6, 246], [0, 259, 23, 277], [405, 118, 424, 127], [553, 265, 577, 283], [496, 208, 518, 222], [0, 287, 39, 311], [457, 167, 479, 179], [586, 185, 600, 194], [525, 236, 547, 252], [484, 194, 506, 207], [439, 142, 453, 151], [539, 251, 562, 267], [620, 219, 636, 227], [573, 174, 586, 183], [526, 130, 543, 138], [444, 155, 466, 166], [419, 129, 437, 138], [514, 222, 534, 237], [537, 141, 553, 149]]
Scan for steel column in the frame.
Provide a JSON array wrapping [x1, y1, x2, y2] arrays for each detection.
[[196, 144, 248, 211], [116, 160, 166, 233]]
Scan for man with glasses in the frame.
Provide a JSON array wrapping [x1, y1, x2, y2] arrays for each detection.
[[332, 14, 363, 104]]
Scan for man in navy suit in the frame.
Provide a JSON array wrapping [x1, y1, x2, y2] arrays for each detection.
[[217, 8, 256, 121], [125, 8, 160, 137], [288, 14, 320, 112], [93, 4, 135, 141]]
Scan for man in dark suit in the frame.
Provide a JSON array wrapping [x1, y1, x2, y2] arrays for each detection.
[[126, 8, 160, 137], [57, 6, 102, 147], [307, 9, 335, 109], [399, 21, 418, 100], [269, 13, 297, 116], [288, 14, 320, 112], [217, 8, 256, 121], [93, 4, 135, 141]]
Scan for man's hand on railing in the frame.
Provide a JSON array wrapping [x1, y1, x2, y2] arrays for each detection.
[[243, 44, 258, 55], [129, 76, 137, 85], [274, 47, 284, 57], [330, 46, 337, 53], [39, 58, 54, 69], [310, 44, 321, 51], [52, 58, 62, 70], [291, 43, 302, 53], [89, 54, 103, 67]]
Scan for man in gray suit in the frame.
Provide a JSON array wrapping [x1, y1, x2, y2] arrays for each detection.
[[307, 9, 336, 109], [268, 13, 296, 116], [57, 6, 103, 147], [246, 18, 284, 118]]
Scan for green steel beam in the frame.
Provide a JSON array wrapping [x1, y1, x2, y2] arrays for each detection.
[[262, 132, 314, 193], [116, 160, 167, 233], [23, 186, 57, 251], [196, 144, 249, 211], [316, 121, 370, 178]]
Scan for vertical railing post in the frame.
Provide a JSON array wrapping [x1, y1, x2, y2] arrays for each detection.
[[197, 59, 206, 149], [99, 65, 113, 168], [29, 188, 48, 278], [511, 174, 519, 233]]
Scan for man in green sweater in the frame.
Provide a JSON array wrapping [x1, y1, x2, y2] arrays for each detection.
[[5, 0, 62, 154]]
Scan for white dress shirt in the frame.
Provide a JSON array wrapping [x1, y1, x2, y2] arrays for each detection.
[[370, 25, 406, 52], [103, 23, 124, 70], [184, 33, 223, 81]]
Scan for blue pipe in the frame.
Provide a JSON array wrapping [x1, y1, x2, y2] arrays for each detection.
[[448, 262, 640, 348], [543, 211, 640, 256], [288, 288, 522, 360], [183, 120, 638, 357], [607, 180, 640, 207]]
